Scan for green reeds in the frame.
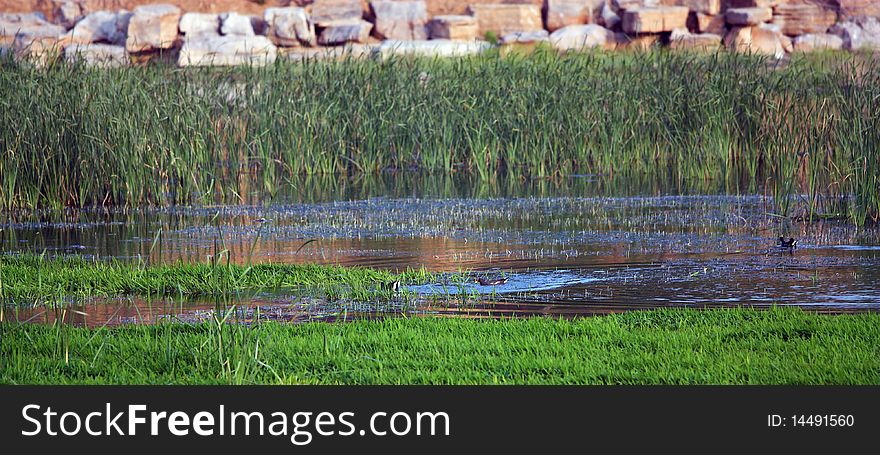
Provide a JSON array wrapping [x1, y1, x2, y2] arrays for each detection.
[[1, 50, 878, 223]]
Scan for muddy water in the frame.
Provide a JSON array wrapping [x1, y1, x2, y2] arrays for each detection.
[[3, 175, 880, 325]]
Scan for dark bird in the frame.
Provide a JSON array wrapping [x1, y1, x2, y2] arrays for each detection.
[[475, 277, 508, 286], [384, 280, 401, 293], [777, 237, 797, 249]]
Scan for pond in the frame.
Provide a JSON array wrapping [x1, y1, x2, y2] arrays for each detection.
[[3, 174, 879, 326]]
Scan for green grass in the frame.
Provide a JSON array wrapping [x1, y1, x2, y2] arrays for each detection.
[[2, 308, 878, 384], [0, 254, 433, 303], [1, 50, 878, 223]]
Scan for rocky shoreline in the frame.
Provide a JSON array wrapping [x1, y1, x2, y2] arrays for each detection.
[[2, 1, 879, 67]]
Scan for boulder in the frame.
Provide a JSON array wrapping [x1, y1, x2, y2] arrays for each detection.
[[467, 4, 544, 37], [373, 39, 492, 58], [221, 12, 255, 36], [665, 0, 721, 15], [284, 43, 374, 61], [771, 4, 836, 36], [64, 43, 129, 67], [178, 35, 277, 66], [56, 1, 84, 29], [829, 17, 880, 50], [499, 30, 550, 44], [0, 12, 66, 39], [838, 0, 880, 20], [179, 13, 219, 36], [619, 33, 660, 50], [668, 28, 722, 50], [724, 23, 786, 58], [549, 23, 617, 50], [427, 15, 478, 40], [793, 33, 843, 52], [311, 0, 364, 27], [69, 10, 131, 45], [370, 1, 428, 40], [695, 13, 726, 35], [126, 4, 181, 53], [317, 20, 373, 45], [600, 2, 620, 29], [621, 7, 689, 34], [545, 0, 601, 32], [264, 7, 314, 46], [724, 7, 772, 26]]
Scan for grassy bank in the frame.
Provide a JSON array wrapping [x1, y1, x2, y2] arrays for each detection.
[[0, 254, 429, 302], [1, 51, 878, 223], [2, 308, 878, 384]]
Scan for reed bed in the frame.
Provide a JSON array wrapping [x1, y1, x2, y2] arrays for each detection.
[[1, 50, 878, 223]]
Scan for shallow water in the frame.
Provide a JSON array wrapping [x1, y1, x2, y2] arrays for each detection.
[[3, 175, 880, 325]]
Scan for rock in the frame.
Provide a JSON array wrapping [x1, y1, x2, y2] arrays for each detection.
[[284, 43, 374, 61], [317, 20, 373, 45], [126, 4, 181, 53], [771, 4, 836, 36], [793, 33, 843, 52], [665, 0, 721, 15], [695, 13, 726, 35], [370, 1, 428, 40], [179, 13, 219, 36], [600, 2, 620, 29], [311, 0, 364, 27], [178, 35, 277, 66], [829, 17, 880, 50], [545, 0, 601, 32], [264, 7, 314, 46], [56, 1, 84, 30], [64, 43, 129, 67], [669, 28, 722, 50], [621, 7, 689, 34], [619, 33, 660, 50], [499, 30, 550, 44], [427, 15, 478, 40], [12, 34, 72, 65], [69, 10, 131, 45], [221, 12, 255, 36], [467, 4, 544, 37], [724, 8, 772, 26], [549, 23, 617, 50], [724, 23, 786, 58], [373, 39, 492, 58], [1, 12, 66, 39], [838, 0, 880, 20]]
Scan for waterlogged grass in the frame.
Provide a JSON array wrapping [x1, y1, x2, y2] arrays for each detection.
[[1, 51, 878, 223], [1, 308, 878, 384], [0, 254, 432, 302]]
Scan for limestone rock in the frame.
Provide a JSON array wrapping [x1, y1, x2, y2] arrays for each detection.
[[311, 0, 364, 27], [179, 13, 219, 36], [178, 35, 277, 66], [64, 43, 129, 67], [499, 30, 550, 44], [669, 28, 722, 50], [695, 13, 726, 35], [370, 1, 428, 40], [545, 0, 602, 32], [467, 4, 544, 37], [838, 0, 880, 20], [69, 10, 131, 45], [126, 4, 181, 53], [318, 20, 373, 45], [427, 15, 478, 40], [724, 23, 786, 58], [56, 1, 84, 30], [549, 23, 617, 50], [373, 39, 492, 58], [264, 7, 314, 47], [665, 0, 721, 15], [619, 33, 660, 50], [771, 4, 836, 36], [0, 12, 66, 39], [600, 2, 620, 29], [221, 13, 255, 36], [724, 8, 772, 26], [621, 7, 689, 34], [284, 43, 374, 61], [793, 33, 843, 52], [829, 17, 880, 50]]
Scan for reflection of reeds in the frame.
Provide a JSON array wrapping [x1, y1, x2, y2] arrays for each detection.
[[0, 51, 877, 223]]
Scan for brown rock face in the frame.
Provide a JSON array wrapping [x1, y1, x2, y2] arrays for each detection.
[[621, 6, 689, 34], [696, 13, 726, 35], [663, 0, 721, 15], [467, 4, 543, 37], [427, 15, 478, 40], [125, 4, 181, 53], [772, 4, 837, 36], [838, 0, 880, 20], [725, 7, 772, 26], [311, 0, 365, 27], [370, 1, 428, 40], [545, 0, 602, 32]]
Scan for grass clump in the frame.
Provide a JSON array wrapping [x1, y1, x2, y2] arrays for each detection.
[[1, 51, 878, 223], [2, 307, 878, 384]]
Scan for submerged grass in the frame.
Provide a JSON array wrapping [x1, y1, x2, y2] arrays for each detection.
[[2, 307, 878, 384], [0, 254, 433, 302], [1, 50, 878, 223]]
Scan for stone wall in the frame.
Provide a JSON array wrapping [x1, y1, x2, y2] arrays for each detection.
[[2, 0, 878, 67]]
